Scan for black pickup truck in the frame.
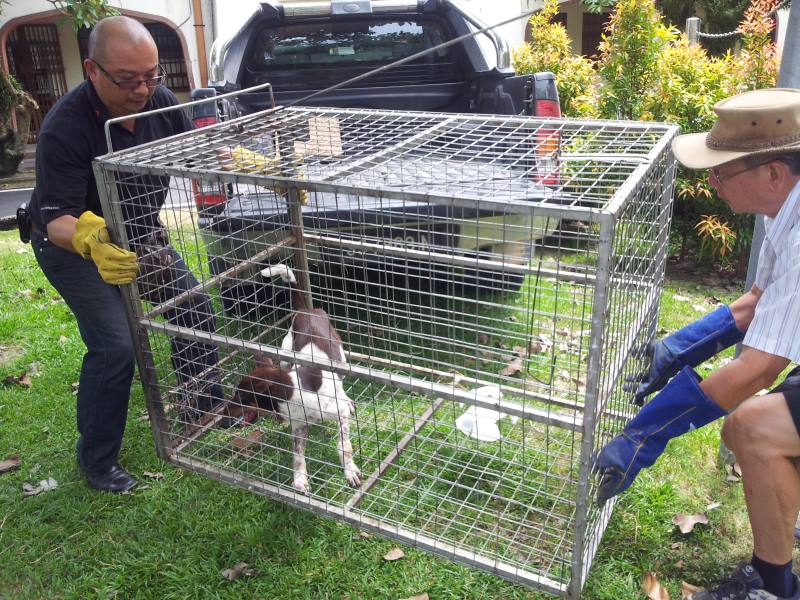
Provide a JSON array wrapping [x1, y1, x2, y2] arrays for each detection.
[[193, 0, 561, 304]]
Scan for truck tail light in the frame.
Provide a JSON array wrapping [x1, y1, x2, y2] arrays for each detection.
[[190, 88, 228, 211], [530, 74, 562, 187], [193, 181, 228, 210]]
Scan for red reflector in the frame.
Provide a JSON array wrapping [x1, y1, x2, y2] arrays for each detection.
[[193, 116, 217, 128], [192, 180, 227, 209], [195, 193, 227, 208], [535, 99, 561, 118]]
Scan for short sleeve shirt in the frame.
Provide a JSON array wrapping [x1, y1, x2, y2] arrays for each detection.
[[29, 81, 192, 245], [743, 180, 800, 363]]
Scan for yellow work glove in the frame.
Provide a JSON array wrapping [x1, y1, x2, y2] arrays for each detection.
[[72, 211, 139, 285], [228, 145, 281, 174], [226, 146, 309, 205]]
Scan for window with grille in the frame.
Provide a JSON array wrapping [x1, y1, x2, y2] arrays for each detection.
[[77, 21, 189, 91], [6, 24, 69, 143]]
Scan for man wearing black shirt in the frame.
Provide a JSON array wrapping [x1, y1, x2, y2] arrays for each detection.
[[28, 16, 220, 493]]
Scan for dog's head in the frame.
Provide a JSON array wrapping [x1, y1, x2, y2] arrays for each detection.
[[227, 356, 293, 425]]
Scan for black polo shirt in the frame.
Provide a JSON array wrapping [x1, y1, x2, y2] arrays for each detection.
[[29, 80, 192, 245]]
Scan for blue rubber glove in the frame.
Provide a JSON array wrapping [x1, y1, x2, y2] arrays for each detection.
[[595, 366, 727, 506], [630, 304, 744, 405]]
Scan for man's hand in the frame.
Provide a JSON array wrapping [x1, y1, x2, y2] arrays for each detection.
[[221, 145, 281, 174], [625, 304, 745, 405], [72, 211, 138, 285], [218, 145, 310, 204], [625, 338, 675, 405]]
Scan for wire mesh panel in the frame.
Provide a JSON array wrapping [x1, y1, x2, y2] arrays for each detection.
[[94, 105, 677, 598]]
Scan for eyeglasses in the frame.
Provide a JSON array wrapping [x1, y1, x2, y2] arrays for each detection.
[[92, 60, 166, 91], [709, 159, 775, 186]]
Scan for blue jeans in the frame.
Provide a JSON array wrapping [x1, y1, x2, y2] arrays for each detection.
[[32, 233, 220, 473]]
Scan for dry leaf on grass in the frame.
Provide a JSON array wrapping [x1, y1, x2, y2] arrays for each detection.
[[0, 455, 21, 474], [58, 335, 68, 344], [528, 340, 548, 355], [3, 372, 32, 388], [383, 547, 405, 561], [500, 357, 524, 377], [681, 581, 705, 598], [399, 594, 429, 600], [22, 477, 58, 497], [221, 561, 256, 581], [231, 430, 263, 453], [672, 512, 709, 534], [706, 501, 722, 511], [16, 288, 43, 299], [143, 471, 164, 480], [724, 463, 742, 483], [643, 571, 671, 599]]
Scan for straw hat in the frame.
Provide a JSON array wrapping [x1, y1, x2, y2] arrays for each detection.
[[672, 88, 800, 169]]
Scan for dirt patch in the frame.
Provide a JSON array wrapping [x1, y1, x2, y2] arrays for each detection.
[[0, 344, 24, 366], [665, 257, 745, 292]]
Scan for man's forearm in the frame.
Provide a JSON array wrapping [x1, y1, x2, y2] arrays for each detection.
[[46, 215, 79, 252], [701, 346, 789, 412], [728, 284, 763, 332]]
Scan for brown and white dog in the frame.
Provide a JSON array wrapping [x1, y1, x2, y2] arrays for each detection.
[[228, 265, 360, 494]]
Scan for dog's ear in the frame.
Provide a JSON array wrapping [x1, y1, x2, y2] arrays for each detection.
[[253, 354, 274, 370], [235, 370, 284, 414]]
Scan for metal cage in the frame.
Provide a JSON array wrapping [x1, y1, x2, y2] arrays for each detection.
[[93, 102, 678, 598]]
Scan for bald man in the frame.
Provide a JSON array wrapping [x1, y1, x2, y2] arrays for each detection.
[[28, 16, 221, 493]]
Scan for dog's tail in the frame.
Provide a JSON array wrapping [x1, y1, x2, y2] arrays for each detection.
[[260, 264, 307, 311]]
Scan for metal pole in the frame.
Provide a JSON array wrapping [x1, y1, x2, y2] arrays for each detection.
[[686, 17, 701, 46]]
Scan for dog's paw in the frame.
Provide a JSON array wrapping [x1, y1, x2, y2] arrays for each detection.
[[293, 474, 310, 494], [345, 464, 362, 487]]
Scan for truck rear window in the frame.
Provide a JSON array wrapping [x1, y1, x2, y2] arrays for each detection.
[[244, 19, 463, 89]]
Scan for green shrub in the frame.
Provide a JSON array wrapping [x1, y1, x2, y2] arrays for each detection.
[[512, 0, 598, 118], [596, 0, 677, 120], [514, 0, 779, 274]]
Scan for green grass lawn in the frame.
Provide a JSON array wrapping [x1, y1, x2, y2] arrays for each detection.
[[0, 229, 785, 599]]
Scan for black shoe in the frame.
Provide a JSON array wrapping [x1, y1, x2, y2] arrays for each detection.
[[82, 464, 138, 493]]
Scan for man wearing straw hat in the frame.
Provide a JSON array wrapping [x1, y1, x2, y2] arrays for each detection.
[[27, 16, 222, 494], [595, 88, 800, 599]]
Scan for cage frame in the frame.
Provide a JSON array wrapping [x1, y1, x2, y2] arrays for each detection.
[[93, 100, 679, 597]]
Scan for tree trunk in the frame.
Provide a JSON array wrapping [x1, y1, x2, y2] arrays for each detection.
[[0, 69, 38, 177]]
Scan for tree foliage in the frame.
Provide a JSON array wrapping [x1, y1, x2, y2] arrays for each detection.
[[47, 0, 119, 33], [512, 0, 597, 117], [596, 0, 677, 120]]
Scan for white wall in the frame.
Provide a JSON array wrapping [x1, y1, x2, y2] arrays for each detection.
[[1, 0, 205, 89], [464, 0, 582, 57]]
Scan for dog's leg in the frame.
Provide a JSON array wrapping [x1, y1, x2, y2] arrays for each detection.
[[292, 424, 311, 494], [337, 414, 361, 487]]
